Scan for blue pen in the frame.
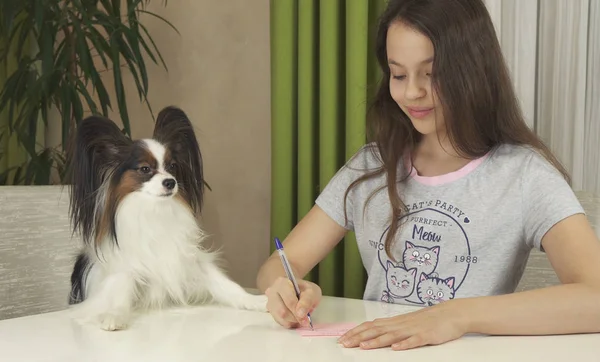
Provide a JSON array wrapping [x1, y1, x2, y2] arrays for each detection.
[[274, 237, 314, 330]]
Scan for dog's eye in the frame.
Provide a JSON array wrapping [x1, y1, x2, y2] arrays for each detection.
[[168, 162, 176, 170], [140, 166, 151, 174]]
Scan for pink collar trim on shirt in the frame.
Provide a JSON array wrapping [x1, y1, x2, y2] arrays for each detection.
[[406, 152, 490, 186]]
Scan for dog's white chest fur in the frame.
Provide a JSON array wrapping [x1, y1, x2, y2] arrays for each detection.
[[73, 192, 267, 330], [107, 193, 210, 306]]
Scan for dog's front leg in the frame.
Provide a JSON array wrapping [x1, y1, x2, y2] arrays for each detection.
[[71, 271, 136, 331], [199, 262, 268, 312]]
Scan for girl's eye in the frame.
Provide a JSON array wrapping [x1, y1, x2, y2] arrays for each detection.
[[392, 75, 406, 80]]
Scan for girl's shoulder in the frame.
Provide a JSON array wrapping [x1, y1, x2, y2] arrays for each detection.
[[345, 142, 383, 169], [485, 143, 563, 178], [343, 142, 566, 185]]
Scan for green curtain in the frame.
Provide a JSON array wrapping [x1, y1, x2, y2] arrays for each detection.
[[270, 0, 387, 299], [0, 36, 27, 185]]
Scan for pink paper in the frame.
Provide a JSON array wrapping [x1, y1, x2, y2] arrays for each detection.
[[296, 323, 357, 337]]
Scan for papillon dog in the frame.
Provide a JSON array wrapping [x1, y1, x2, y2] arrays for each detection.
[[66, 106, 267, 331]]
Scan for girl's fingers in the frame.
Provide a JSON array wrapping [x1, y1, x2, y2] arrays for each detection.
[[265, 285, 300, 328], [272, 278, 301, 321], [339, 318, 383, 342], [274, 313, 300, 329], [295, 288, 316, 319], [338, 322, 387, 347], [338, 324, 365, 343], [392, 333, 428, 350], [266, 279, 324, 329], [359, 329, 413, 350]]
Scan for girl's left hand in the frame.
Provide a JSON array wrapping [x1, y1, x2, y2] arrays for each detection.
[[337, 300, 470, 351]]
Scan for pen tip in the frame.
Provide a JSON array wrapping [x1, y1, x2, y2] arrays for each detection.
[[307, 315, 314, 330]]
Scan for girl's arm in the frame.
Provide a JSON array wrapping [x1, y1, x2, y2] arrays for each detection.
[[256, 204, 348, 292], [256, 205, 348, 328], [464, 213, 600, 335], [339, 213, 600, 351]]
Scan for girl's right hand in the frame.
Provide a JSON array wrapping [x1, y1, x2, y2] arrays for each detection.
[[265, 276, 322, 328]]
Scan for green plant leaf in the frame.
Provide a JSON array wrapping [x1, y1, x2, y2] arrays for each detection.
[[75, 77, 99, 115], [0, 165, 21, 185], [70, 81, 85, 124], [110, 34, 131, 136], [33, 148, 53, 185], [60, 84, 72, 149], [73, 18, 94, 79], [92, 68, 112, 116], [86, 26, 111, 70], [115, 31, 147, 105], [12, 164, 23, 185], [137, 9, 180, 36], [41, 34, 55, 98], [33, 1, 44, 34], [0, 0, 23, 37], [0, 0, 178, 184], [137, 21, 168, 70], [123, 27, 148, 95], [98, 0, 114, 14], [111, 0, 122, 18], [15, 17, 33, 60], [24, 158, 36, 185]]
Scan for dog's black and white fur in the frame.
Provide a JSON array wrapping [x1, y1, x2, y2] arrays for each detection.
[[67, 106, 267, 330]]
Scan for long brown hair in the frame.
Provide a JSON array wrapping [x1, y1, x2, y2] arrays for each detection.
[[343, 0, 569, 260]]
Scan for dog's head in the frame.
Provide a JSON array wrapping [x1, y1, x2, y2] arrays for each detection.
[[68, 106, 206, 245]]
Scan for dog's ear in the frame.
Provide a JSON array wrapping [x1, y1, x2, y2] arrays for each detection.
[[67, 116, 131, 243], [71, 115, 131, 180], [153, 106, 206, 214]]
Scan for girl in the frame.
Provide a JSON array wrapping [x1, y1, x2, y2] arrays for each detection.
[[256, 0, 600, 351]]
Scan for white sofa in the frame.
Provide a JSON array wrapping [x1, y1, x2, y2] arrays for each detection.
[[0, 186, 79, 320]]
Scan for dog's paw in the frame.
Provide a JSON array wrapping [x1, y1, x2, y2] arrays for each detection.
[[240, 294, 268, 312], [69, 305, 130, 331], [98, 313, 129, 331]]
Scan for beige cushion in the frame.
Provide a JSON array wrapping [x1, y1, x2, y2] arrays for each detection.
[[0, 186, 80, 320]]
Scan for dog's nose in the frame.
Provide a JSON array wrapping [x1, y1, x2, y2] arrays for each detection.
[[163, 178, 176, 190]]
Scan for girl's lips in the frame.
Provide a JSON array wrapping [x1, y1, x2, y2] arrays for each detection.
[[406, 107, 433, 119]]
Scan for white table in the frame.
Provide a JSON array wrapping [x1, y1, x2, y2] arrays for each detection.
[[1, 295, 598, 362]]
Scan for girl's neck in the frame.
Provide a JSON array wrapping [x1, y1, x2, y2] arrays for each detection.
[[414, 132, 461, 160], [410, 133, 473, 177]]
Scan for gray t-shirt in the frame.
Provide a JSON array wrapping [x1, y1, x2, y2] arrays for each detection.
[[315, 143, 584, 306]]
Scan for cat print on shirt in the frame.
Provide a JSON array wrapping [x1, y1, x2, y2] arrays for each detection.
[[377, 240, 458, 306], [403, 241, 440, 276], [401, 241, 441, 304], [416, 273, 456, 306], [380, 261, 417, 303], [375, 202, 472, 307]]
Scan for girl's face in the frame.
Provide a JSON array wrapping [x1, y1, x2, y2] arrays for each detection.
[[387, 21, 444, 137]]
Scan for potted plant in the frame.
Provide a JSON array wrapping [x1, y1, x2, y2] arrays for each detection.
[[0, 0, 177, 185]]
